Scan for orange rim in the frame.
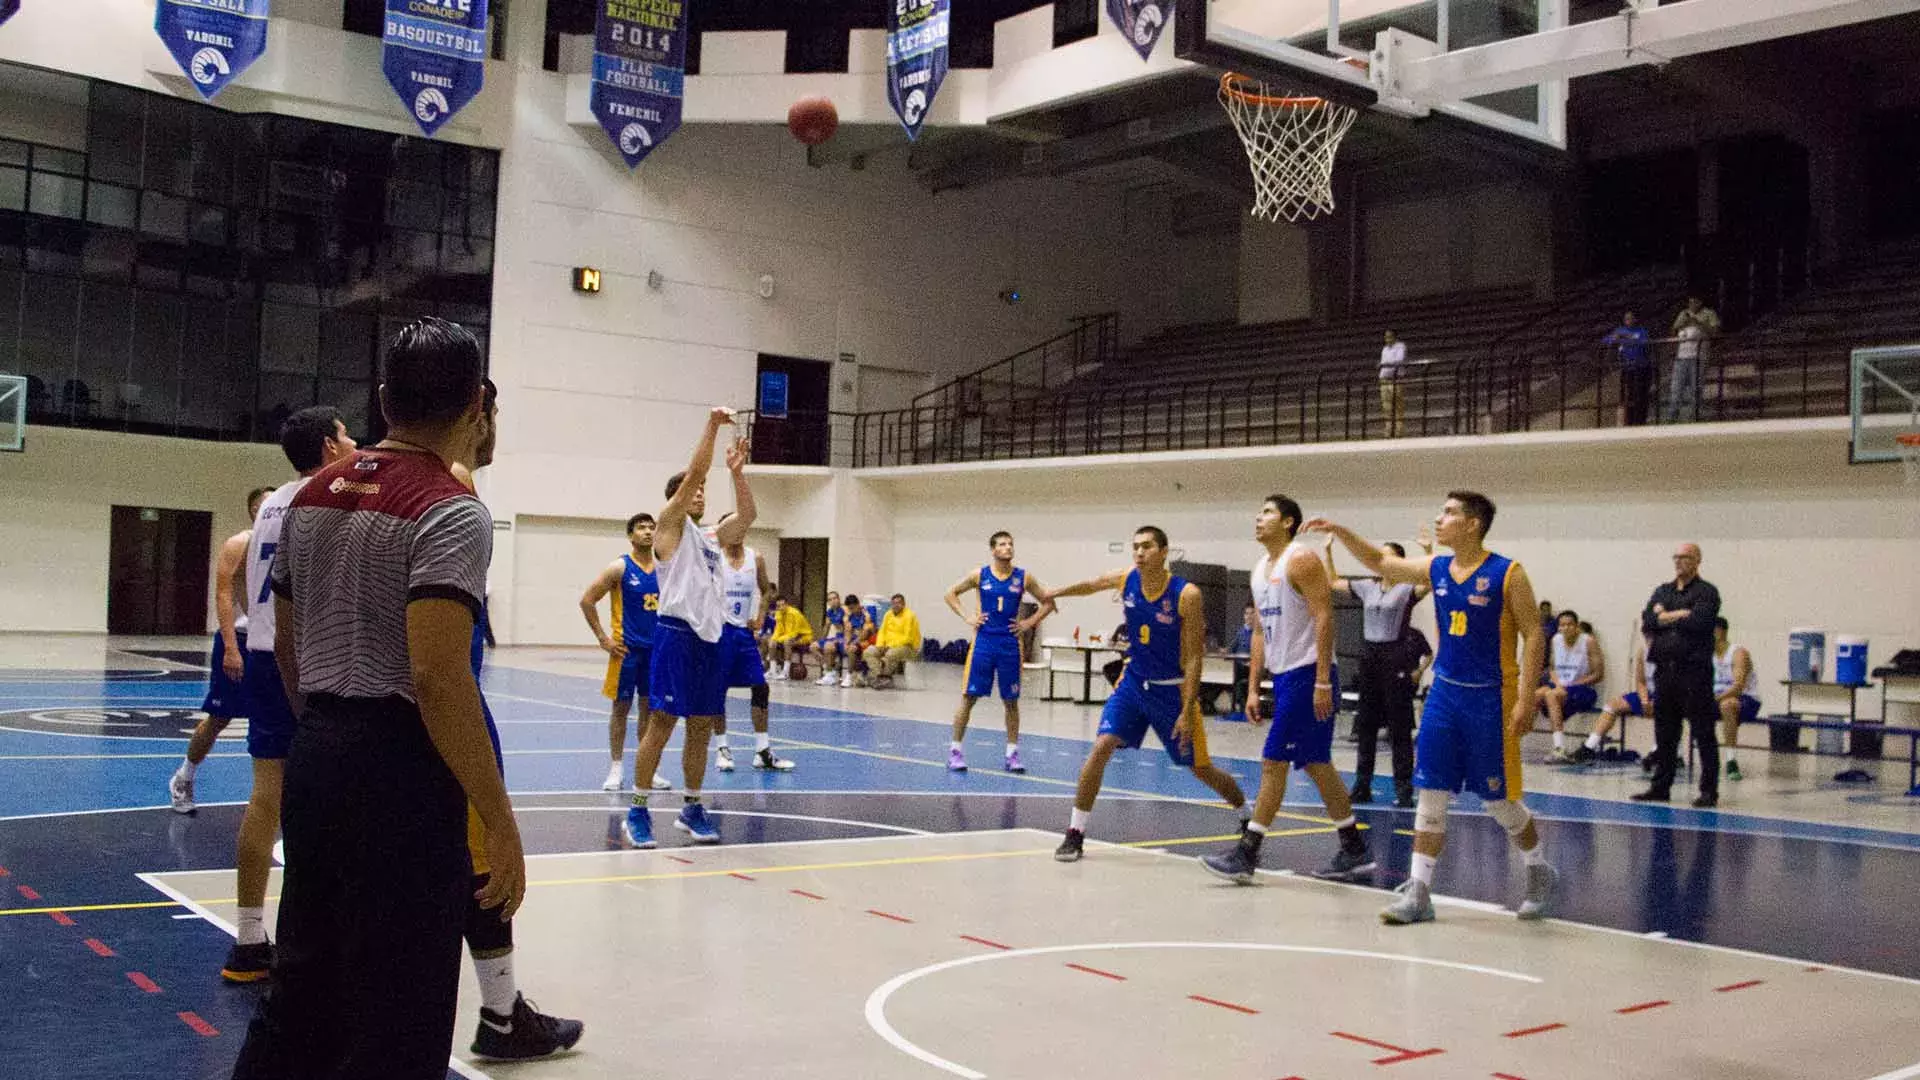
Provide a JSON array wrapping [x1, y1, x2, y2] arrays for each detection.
[[1219, 71, 1325, 108]]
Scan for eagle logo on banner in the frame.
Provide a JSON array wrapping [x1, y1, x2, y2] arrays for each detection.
[[886, 0, 949, 141], [383, 0, 489, 137], [591, 0, 689, 168], [1106, 0, 1168, 62], [154, 0, 272, 100]]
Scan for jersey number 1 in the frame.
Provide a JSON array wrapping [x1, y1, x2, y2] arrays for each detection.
[[1448, 610, 1468, 637]]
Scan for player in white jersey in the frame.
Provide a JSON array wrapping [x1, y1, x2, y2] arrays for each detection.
[[1202, 496, 1372, 884], [170, 485, 272, 814], [623, 407, 755, 849], [1572, 631, 1655, 765], [1712, 617, 1759, 781], [1537, 610, 1605, 763], [713, 515, 795, 773], [222, 407, 355, 984]]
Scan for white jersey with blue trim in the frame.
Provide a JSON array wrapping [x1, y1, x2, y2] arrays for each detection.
[[244, 478, 308, 653], [1713, 645, 1755, 696], [721, 547, 760, 630], [1551, 634, 1592, 685], [1252, 541, 1318, 676], [657, 522, 727, 643]]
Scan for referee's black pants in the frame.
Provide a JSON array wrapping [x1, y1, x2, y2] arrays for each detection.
[[1351, 643, 1415, 800], [1649, 660, 1719, 800], [232, 695, 470, 1080]]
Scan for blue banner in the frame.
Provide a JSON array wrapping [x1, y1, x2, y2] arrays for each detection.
[[154, 0, 272, 101], [383, 0, 489, 138], [0, 1, 19, 27], [591, 0, 688, 169], [1106, 0, 1169, 62], [886, 0, 948, 142], [758, 372, 789, 420]]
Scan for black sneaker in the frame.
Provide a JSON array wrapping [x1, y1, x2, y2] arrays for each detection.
[[1314, 846, 1376, 881], [220, 941, 274, 984], [1054, 829, 1085, 863], [471, 994, 585, 1061], [1629, 788, 1669, 803], [1200, 844, 1259, 885], [1348, 784, 1374, 805], [1570, 745, 1597, 765], [1691, 793, 1718, 809]]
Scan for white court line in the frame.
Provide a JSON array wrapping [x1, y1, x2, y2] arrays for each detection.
[[865, 940, 1542, 1080], [508, 806, 931, 836], [1867, 1064, 1920, 1080]]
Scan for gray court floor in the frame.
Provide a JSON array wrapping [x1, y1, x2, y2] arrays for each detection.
[[149, 828, 1920, 1080]]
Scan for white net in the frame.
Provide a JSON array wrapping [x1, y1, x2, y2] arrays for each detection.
[[1219, 73, 1359, 223]]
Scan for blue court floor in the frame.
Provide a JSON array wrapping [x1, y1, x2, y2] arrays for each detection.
[[3, 641, 1919, 1079]]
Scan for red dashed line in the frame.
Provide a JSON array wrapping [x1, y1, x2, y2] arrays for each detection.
[[127, 972, 161, 994], [789, 889, 826, 901], [1189, 994, 1260, 1016], [1615, 1000, 1669, 1015], [83, 939, 116, 958], [1493, 1073, 1531, 1079], [664, 855, 694, 865], [1805, 966, 1826, 973], [959, 935, 1011, 951], [1330, 1032, 1444, 1066], [728, 872, 755, 881], [1065, 962, 1126, 981], [1503, 1023, 1566, 1039], [866, 909, 914, 924], [48, 911, 75, 927], [177, 1012, 219, 1037], [16, 885, 41, 902], [1716, 980, 1764, 993]]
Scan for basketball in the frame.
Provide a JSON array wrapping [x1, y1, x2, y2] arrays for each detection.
[[787, 97, 839, 146]]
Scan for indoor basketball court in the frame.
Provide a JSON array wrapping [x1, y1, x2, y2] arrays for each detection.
[[4, 0, 1920, 1078]]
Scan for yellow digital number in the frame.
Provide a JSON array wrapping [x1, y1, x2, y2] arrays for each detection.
[[644, 594, 659, 611], [998, 596, 1005, 613], [1139, 625, 1151, 646], [1449, 611, 1468, 637]]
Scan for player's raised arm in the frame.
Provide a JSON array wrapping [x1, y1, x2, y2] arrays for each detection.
[[1504, 562, 1547, 739], [944, 569, 983, 626], [1306, 518, 1432, 587], [656, 407, 733, 560], [714, 436, 756, 547], [1042, 568, 1131, 603], [579, 560, 627, 658], [1321, 534, 1353, 597]]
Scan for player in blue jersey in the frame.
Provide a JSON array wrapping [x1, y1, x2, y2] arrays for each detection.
[[452, 382, 584, 1061], [1314, 491, 1557, 924], [810, 590, 848, 684], [580, 513, 671, 792], [945, 531, 1051, 773], [1034, 527, 1249, 862]]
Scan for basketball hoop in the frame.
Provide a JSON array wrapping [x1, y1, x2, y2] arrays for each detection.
[[1218, 71, 1360, 223], [1897, 432, 1920, 488]]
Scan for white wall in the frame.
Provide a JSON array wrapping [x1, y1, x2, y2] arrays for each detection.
[[858, 421, 1919, 717], [0, 427, 289, 633]]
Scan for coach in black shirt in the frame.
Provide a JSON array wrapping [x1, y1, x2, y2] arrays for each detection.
[[1633, 543, 1723, 807]]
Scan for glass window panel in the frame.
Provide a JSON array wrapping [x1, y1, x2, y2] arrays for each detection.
[[388, 180, 442, 231], [85, 183, 139, 228], [81, 231, 136, 283], [257, 372, 318, 434], [21, 274, 80, 409], [259, 302, 320, 375], [141, 191, 188, 241], [142, 95, 196, 195], [0, 166, 24, 211], [135, 263, 181, 291], [319, 377, 372, 438], [441, 234, 492, 276], [0, 267, 21, 380], [318, 312, 374, 380], [0, 140, 27, 167], [33, 146, 86, 176], [76, 282, 136, 421], [189, 203, 229, 246], [395, 229, 439, 275], [187, 112, 233, 203], [87, 84, 144, 184], [29, 173, 85, 219]]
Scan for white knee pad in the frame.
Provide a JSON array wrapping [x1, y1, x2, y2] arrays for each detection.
[[1484, 798, 1532, 838], [1415, 789, 1449, 835]]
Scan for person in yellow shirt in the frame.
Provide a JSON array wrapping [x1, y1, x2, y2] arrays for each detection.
[[767, 596, 814, 680], [869, 593, 923, 689]]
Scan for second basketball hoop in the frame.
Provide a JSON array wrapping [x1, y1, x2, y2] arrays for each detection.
[[1218, 71, 1359, 224]]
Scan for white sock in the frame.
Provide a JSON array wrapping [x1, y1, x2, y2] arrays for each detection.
[[236, 907, 267, 946], [1552, 731, 1566, 750], [756, 732, 771, 753], [714, 733, 730, 751], [1523, 843, 1549, 868], [1070, 807, 1091, 832], [1331, 815, 1356, 830], [1005, 742, 1018, 757], [950, 740, 963, 752], [179, 759, 199, 781], [608, 756, 623, 770], [474, 952, 518, 1016], [1410, 853, 1438, 886], [1585, 731, 1604, 751], [1246, 820, 1269, 836]]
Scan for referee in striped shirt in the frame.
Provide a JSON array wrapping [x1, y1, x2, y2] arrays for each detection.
[[232, 318, 525, 1079]]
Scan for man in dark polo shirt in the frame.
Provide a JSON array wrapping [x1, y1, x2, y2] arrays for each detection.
[[1632, 542, 1723, 807], [232, 318, 525, 1080]]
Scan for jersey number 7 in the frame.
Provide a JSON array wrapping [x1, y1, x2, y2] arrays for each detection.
[[256, 543, 277, 605]]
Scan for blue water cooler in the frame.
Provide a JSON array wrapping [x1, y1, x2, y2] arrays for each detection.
[[1835, 636, 1869, 685], [1788, 629, 1825, 683]]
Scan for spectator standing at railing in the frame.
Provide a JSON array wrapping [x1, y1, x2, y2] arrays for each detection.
[[1603, 311, 1654, 426], [1664, 297, 1720, 424], [1379, 330, 1408, 438]]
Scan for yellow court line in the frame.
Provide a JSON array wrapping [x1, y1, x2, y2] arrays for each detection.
[[771, 735, 1340, 828], [0, 826, 1342, 917]]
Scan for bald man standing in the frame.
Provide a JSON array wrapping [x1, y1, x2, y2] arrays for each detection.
[[1632, 543, 1723, 807]]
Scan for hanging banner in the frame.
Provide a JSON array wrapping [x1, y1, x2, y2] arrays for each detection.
[[885, 0, 948, 142], [154, 0, 272, 100], [591, 0, 688, 169], [0, 2, 20, 27], [1106, 0, 1168, 62], [383, 0, 489, 138]]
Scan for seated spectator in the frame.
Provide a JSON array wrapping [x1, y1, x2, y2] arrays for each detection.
[[868, 594, 923, 689], [816, 594, 875, 689], [1713, 617, 1758, 783], [1101, 620, 1130, 688], [1572, 632, 1654, 765], [1538, 611, 1605, 763], [809, 591, 846, 684], [1229, 602, 1256, 715], [766, 597, 813, 679]]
